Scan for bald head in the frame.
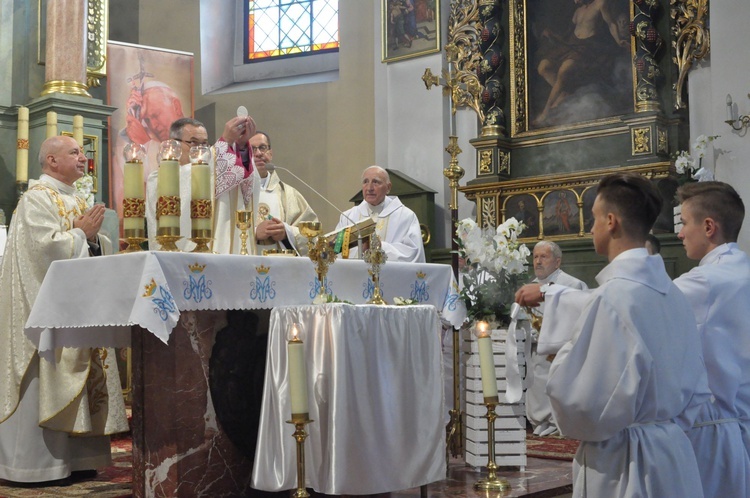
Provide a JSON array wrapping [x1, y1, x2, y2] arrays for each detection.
[[39, 135, 86, 186], [361, 166, 392, 206]]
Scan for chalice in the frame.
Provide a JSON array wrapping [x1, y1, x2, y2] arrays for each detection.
[[236, 210, 253, 255]]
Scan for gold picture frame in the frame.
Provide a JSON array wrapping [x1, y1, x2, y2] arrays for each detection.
[[382, 0, 441, 63]]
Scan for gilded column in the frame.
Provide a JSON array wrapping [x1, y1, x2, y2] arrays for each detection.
[[41, 0, 91, 97], [477, 0, 505, 137], [630, 0, 663, 112]]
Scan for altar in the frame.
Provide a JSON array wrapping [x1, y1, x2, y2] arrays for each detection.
[[24, 251, 465, 497]]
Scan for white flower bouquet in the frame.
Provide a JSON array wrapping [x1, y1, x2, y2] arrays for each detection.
[[674, 134, 719, 183], [455, 217, 530, 326]]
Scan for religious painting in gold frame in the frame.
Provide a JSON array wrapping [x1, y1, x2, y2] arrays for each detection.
[[508, 0, 635, 136], [382, 0, 441, 63]]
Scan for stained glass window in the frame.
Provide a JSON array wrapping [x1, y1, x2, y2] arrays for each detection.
[[245, 0, 339, 63]]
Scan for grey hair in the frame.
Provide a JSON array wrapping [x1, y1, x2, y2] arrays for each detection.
[[534, 240, 562, 259], [362, 165, 390, 183], [169, 117, 205, 140]]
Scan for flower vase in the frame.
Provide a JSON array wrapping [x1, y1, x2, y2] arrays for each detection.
[[462, 326, 527, 469], [674, 204, 682, 233]]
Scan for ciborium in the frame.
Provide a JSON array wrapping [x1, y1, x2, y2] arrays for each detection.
[[299, 221, 336, 302], [236, 210, 253, 255]]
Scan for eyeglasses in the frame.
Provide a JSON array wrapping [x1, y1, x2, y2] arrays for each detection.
[[176, 139, 210, 147], [251, 145, 270, 153]]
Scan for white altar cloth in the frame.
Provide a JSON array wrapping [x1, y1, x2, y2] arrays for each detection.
[[252, 304, 445, 495], [24, 251, 465, 350]]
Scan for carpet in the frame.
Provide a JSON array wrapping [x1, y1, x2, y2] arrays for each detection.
[[526, 433, 580, 461], [0, 437, 132, 498]]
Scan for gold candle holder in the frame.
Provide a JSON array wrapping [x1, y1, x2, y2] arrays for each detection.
[[236, 210, 253, 255], [474, 400, 511, 491], [156, 226, 182, 252], [286, 418, 313, 498], [121, 228, 147, 253], [299, 221, 336, 302], [190, 229, 213, 253], [364, 233, 388, 305]]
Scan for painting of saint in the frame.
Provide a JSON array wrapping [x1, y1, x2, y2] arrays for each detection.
[[527, 0, 632, 129]]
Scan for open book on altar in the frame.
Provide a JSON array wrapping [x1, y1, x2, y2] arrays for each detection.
[[324, 218, 376, 254]]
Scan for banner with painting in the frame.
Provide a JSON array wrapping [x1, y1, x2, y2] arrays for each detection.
[[107, 41, 194, 230]]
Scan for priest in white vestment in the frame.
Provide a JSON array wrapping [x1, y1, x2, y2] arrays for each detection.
[[335, 166, 425, 263], [673, 181, 750, 498], [525, 241, 587, 437], [145, 116, 260, 254], [516, 173, 710, 498], [0, 136, 129, 483], [249, 132, 318, 255]]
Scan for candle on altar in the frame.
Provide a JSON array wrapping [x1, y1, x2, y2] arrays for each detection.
[[190, 145, 212, 231], [16, 106, 29, 182], [46, 111, 58, 139], [288, 324, 309, 418], [157, 140, 182, 230], [73, 115, 84, 147], [123, 143, 146, 231], [475, 321, 498, 401]]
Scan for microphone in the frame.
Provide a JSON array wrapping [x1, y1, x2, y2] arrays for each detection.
[[266, 163, 364, 257]]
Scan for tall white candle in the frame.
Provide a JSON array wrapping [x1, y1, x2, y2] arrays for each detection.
[[476, 321, 498, 400], [16, 106, 29, 182], [288, 324, 309, 418], [46, 111, 58, 139], [191, 162, 212, 231], [73, 114, 84, 147], [157, 159, 180, 229]]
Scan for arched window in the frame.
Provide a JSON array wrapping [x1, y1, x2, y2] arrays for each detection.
[[245, 0, 339, 63]]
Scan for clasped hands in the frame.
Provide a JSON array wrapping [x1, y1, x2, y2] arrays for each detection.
[[255, 218, 286, 242], [73, 204, 106, 242]]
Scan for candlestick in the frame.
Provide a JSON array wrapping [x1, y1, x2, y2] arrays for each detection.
[[288, 324, 309, 420], [16, 106, 29, 183], [121, 143, 147, 252], [474, 400, 511, 491], [73, 114, 84, 147], [46, 111, 58, 139], [155, 140, 182, 250], [286, 420, 313, 498], [475, 321, 498, 402]]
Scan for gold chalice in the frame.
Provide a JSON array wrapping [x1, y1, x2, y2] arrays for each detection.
[[299, 221, 322, 239], [236, 210, 253, 255]]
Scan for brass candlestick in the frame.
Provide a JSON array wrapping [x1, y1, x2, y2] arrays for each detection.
[[286, 418, 313, 498], [156, 227, 182, 252], [363, 233, 388, 305], [299, 221, 336, 301], [190, 229, 213, 253], [236, 210, 253, 255], [121, 228, 147, 253], [474, 401, 511, 491]]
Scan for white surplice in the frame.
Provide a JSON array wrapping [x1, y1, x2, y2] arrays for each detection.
[[0, 175, 128, 482], [544, 249, 710, 498], [526, 269, 587, 434], [336, 196, 425, 263], [674, 242, 750, 498], [255, 170, 318, 254], [212, 139, 261, 255]]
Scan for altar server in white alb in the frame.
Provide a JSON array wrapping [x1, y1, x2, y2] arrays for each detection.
[[335, 165, 425, 263], [525, 240, 587, 437], [0, 136, 128, 483], [673, 181, 750, 498], [515, 172, 710, 498]]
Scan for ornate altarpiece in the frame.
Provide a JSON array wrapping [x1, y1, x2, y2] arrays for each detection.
[[442, 0, 708, 242]]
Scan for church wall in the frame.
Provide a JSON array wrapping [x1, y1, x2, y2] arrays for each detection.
[[703, 1, 750, 253]]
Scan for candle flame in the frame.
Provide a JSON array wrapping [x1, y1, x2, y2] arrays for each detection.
[[291, 323, 300, 341], [476, 320, 490, 338]]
